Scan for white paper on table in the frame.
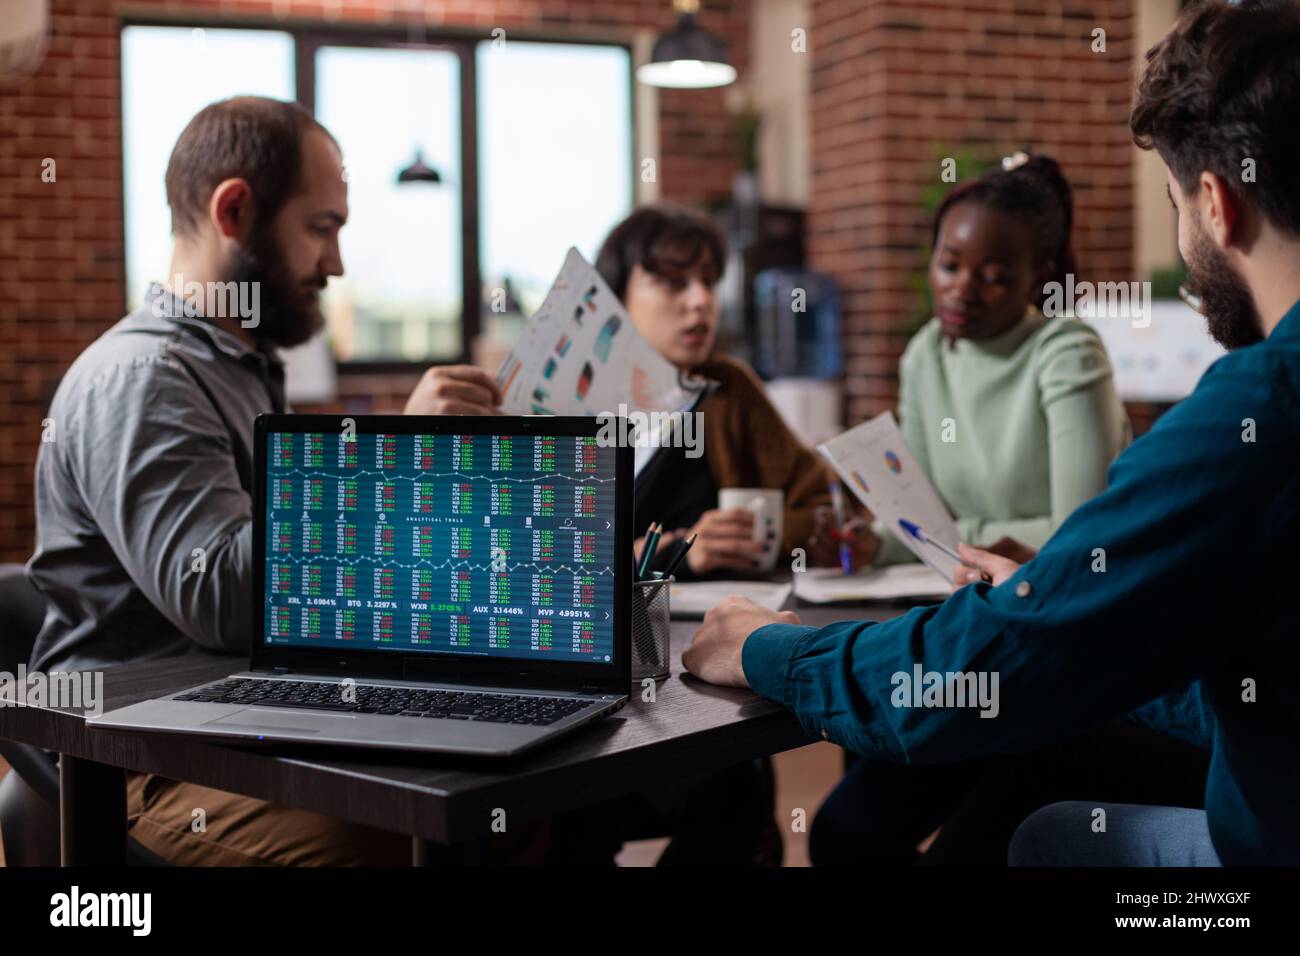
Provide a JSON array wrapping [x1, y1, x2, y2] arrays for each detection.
[[494, 249, 710, 442], [818, 411, 961, 580], [668, 581, 793, 619], [793, 564, 950, 604]]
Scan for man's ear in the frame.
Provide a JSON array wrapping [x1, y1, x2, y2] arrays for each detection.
[[1197, 170, 1242, 249], [208, 178, 255, 241]]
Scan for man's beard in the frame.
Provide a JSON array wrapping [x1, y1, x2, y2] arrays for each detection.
[[227, 228, 325, 349], [1185, 221, 1263, 351]]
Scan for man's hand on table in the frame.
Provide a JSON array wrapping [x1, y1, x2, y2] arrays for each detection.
[[682, 596, 801, 688]]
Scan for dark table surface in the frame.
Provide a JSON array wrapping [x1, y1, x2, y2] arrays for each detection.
[[0, 601, 914, 844]]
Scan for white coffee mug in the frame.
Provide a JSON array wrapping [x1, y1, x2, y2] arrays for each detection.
[[718, 487, 784, 573]]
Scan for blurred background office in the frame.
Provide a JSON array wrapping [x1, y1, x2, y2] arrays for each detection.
[[0, 0, 1214, 865]]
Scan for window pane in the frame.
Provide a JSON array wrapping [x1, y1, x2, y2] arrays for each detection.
[[315, 46, 463, 363], [121, 27, 294, 311], [477, 41, 632, 317]]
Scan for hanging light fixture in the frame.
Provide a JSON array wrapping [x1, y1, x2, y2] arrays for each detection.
[[394, 47, 444, 186], [396, 148, 442, 185], [637, 0, 736, 89]]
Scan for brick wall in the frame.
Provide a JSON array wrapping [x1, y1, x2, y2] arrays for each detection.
[[0, 0, 1154, 563], [807, 0, 1139, 424], [0, 0, 749, 562]]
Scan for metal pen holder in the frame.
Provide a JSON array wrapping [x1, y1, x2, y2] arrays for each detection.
[[630, 574, 673, 683]]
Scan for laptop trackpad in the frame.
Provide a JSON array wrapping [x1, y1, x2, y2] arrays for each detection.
[[203, 708, 360, 733]]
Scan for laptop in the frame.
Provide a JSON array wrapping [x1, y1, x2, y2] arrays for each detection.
[[88, 414, 633, 757]]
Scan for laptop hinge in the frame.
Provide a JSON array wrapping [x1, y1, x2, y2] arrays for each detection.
[[269, 666, 291, 675]]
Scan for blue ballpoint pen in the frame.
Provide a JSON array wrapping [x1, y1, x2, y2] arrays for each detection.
[[899, 518, 991, 582], [829, 478, 853, 575], [898, 518, 961, 562]]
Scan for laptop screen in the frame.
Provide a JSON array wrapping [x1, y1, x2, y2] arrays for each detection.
[[260, 426, 620, 665]]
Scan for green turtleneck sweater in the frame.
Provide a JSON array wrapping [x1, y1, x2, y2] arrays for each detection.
[[874, 308, 1131, 564]]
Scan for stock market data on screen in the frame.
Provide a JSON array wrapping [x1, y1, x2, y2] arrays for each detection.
[[262, 430, 617, 663]]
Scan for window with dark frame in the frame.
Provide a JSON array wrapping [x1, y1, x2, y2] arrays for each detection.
[[120, 19, 635, 370]]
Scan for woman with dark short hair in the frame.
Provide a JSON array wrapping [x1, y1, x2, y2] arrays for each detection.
[[546, 203, 840, 865], [595, 203, 834, 579]]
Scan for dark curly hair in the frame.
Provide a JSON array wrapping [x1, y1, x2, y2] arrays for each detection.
[[930, 153, 1077, 312], [1130, 0, 1300, 236]]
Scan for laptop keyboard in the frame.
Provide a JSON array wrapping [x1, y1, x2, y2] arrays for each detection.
[[172, 678, 593, 726]]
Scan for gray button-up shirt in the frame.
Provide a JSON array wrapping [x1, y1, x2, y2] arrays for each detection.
[[28, 284, 287, 672]]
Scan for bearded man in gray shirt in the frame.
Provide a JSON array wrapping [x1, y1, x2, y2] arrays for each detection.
[[28, 96, 501, 865]]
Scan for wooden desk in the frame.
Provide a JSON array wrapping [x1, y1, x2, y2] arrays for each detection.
[[0, 602, 913, 865]]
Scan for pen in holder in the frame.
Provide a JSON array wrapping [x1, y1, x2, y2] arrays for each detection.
[[630, 573, 673, 683]]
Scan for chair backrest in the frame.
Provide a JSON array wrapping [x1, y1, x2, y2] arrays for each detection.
[[0, 563, 47, 671], [0, 564, 64, 862], [0, 563, 174, 866]]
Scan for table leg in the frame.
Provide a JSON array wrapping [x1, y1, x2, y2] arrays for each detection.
[[412, 836, 437, 866], [59, 755, 126, 866]]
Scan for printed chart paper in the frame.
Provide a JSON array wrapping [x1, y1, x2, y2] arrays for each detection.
[[495, 248, 709, 421], [818, 411, 961, 579]]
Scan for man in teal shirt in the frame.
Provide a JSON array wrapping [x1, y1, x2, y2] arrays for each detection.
[[684, 0, 1300, 866]]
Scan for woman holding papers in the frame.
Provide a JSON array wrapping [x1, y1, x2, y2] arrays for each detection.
[[811, 153, 1133, 866], [546, 204, 840, 866], [820, 153, 1131, 567], [596, 203, 833, 579]]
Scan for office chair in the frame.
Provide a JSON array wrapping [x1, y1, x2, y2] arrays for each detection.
[[0, 563, 169, 866]]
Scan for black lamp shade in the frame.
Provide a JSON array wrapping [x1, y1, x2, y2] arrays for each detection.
[[396, 149, 442, 185], [638, 13, 736, 89]]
